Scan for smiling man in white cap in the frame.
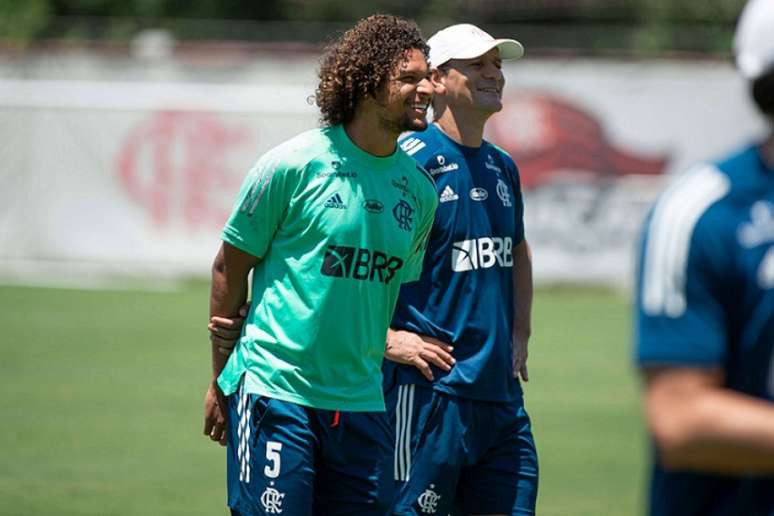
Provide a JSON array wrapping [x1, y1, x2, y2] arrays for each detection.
[[383, 23, 538, 515], [634, 0, 774, 514]]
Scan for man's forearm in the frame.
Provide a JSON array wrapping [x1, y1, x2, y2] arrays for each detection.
[[512, 240, 533, 341], [209, 243, 256, 379], [209, 269, 246, 379], [654, 390, 774, 473], [646, 370, 774, 473]]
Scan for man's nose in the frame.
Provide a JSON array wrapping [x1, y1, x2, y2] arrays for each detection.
[[417, 77, 433, 98]]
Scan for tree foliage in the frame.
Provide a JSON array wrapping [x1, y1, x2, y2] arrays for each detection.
[[0, 0, 749, 53]]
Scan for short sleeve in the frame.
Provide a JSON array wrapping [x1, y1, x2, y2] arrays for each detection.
[[509, 161, 525, 245], [635, 166, 731, 367], [221, 153, 298, 259], [402, 193, 437, 282]]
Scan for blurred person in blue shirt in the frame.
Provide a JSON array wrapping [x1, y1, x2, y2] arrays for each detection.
[[634, 0, 774, 514]]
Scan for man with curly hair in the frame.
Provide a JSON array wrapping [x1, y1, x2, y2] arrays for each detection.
[[202, 14, 437, 516]]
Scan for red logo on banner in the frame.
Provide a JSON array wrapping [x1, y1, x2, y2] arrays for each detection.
[[117, 111, 249, 229], [487, 92, 669, 189]]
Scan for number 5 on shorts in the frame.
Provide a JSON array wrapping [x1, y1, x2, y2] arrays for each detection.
[[264, 441, 283, 478]]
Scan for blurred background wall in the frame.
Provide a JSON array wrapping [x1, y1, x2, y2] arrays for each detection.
[[0, 0, 766, 288], [0, 3, 763, 515]]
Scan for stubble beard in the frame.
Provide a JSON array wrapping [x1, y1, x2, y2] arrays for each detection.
[[378, 111, 428, 135]]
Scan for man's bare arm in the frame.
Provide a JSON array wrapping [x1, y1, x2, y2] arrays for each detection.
[[512, 239, 533, 381], [203, 242, 259, 446], [643, 367, 774, 473]]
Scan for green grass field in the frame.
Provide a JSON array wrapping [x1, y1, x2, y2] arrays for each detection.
[[0, 283, 646, 515]]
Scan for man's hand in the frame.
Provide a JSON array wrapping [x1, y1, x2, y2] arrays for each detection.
[[513, 334, 529, 382], [203, 380, 229, 446], [385, 329, 455, 381], [208, 304, 249, 356]]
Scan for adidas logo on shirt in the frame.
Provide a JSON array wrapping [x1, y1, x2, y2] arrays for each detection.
[[324, 193, 347, 209], [439, 185, 459, 203]]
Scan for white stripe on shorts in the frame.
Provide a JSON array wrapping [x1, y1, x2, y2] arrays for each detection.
[[236, 377, 251, 483], [394, 384, 415, 481]]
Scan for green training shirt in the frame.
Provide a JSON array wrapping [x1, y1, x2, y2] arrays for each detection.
[[217, 124, 437, 411]]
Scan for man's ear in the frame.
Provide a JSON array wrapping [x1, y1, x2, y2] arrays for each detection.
[[431, 68, 446, 96]]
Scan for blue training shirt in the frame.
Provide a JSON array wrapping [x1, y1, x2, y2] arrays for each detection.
[[635, 143, 774, 516], [384, 123, 525, 402]]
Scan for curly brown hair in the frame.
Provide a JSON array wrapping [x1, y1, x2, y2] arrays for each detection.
[[315, 14, 429, 126]]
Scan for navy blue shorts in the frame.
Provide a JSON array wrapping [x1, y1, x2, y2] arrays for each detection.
[[226, 382, 394, 515], [386, 384, 539, 515]]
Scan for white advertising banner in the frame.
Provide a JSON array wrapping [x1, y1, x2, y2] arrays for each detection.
[[0, 53, 766, 286]]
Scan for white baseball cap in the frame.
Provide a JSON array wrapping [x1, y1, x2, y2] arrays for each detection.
[[734, 0, 774, 80], [427, 23, 524, 68]]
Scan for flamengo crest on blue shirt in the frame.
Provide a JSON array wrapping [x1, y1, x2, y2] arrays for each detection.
[[737, 201, 774, 247], [496, 179, 512, 207]]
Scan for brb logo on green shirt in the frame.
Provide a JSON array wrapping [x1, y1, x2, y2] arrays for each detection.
[[321, 245, 404, 284]]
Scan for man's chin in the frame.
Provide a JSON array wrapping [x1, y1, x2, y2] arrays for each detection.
[[404, 116, 429, 132], [482, 101, 503, 114], [473, 96, 503, 114]]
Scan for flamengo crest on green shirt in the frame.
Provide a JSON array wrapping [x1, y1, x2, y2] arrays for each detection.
[[217, 124, 438, 411]]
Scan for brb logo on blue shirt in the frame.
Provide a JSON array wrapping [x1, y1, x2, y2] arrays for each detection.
[[451, 237, 513, 272]]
